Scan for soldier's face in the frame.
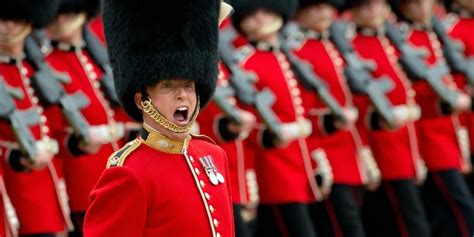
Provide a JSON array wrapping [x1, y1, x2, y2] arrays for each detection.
[[351, 0, 390, 29], [0, 20, 30, 45], [240, 9, 283, 41], [296, 3, 336, 32], [455, 0, 474, 12], [400, 0, 435, 23], [146, 79, 197, 127]]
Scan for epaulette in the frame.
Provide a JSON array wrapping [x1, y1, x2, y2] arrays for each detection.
[[106, 139, 142, 168], [443, 13, 460, 33], [234, 45, 255, 65], [191, 134, 217, 145], [283, 23, 306, 51]]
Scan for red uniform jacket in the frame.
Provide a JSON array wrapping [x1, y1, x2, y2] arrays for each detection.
[[197, 66, 257, 205], [446, 14, 474, 155], [236, 43, 320, 203], [406, 26, 464, 171], [352, 30, 420, 180], [84, 127, 234, 237], [45, 43, 122, 212], [292, 30, 365, 185], [0, 59, 69, 234]]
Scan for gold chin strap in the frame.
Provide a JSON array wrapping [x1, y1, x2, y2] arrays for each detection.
[[0, 24, 32, 45], [49, 13, 86, 36], [219, 1, 234, 25], [140, 97, 200, 134]]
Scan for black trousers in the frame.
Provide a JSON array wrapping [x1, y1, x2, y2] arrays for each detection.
[[311, 184, 365, 237], [255, 203, 317, 237], [422, 169, 474, 237], [234, 204, 252, 237], [69, 212, 86, 237], [362, 179, 430, 237]]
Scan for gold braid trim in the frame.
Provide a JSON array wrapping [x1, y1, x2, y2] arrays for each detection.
[[141, 97, 200, 134]]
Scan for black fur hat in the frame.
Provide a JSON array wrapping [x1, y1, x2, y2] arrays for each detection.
[[231, 0, 298, 33], [57, 0, 101, 18], [103, 0, 221, 121], [0, 0, 60, 28], [298, 0, 346, 12], [339, 0, 372, 12]]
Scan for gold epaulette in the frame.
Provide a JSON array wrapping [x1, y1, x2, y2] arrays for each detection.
[[106, 139, 142, 168], [191, 134, 217, 145]]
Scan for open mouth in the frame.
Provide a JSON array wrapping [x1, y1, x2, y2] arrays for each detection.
[[173, 106, 190, 125]]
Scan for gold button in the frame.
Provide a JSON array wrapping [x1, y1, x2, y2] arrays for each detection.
[[285, 71, 295, 78], [213, 219, 219, 228], [93, 82, 100, 89], [296, 106, 305, 115], [89, 72, 98, 80], [189, 156, 194, 162], [21, 67, 28, 75], [281, 61, 290, 70], [408, 89, 416, 98], [31, 96, 39, 104], [40, 115, 47, 123], [216, 233, 221, 237], [334, 58, 343, 66], [27, 88, 34, 95], [85, 63, 94, 72], [228, 98, 236, 106], [195, 168, 200, 175], [291, 88, 300, 96], [80, 55, 88, 63], [37, 107, 44, 113], [288, 79, 297, 87], [276, 53, 285, 61], [294, 97, 302, 106], [200, 180, 205, 188], [205, 192, 211, 200], [41, 126, 50, 133], [209, 205, 215, 213]]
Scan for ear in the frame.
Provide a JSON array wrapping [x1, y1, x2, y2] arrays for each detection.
[[135, 92, 143, 110]]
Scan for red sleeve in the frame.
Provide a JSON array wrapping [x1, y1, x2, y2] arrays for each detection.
[[83, 166, 147, 237]]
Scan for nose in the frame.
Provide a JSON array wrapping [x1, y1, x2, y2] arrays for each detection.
[[175, 87, 188, 101]]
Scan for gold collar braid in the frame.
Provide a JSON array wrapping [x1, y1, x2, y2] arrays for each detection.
[[141, 97, 200, 133], [141, 122, 190, 154]]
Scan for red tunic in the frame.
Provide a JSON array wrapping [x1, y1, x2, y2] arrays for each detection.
[[352, 32, 421, 180], [236, 44, 320, 203], [292, 33, 365, 185], [0, 60, 69, 234], [406, 27, 464, 171], [45, 45, 122, 212], [84, 132, 234, 237], [446, 15, 474, 156], [197, 66, 257, 204]]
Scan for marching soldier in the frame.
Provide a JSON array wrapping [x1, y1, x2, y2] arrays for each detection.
[[231, 0, 329, 236], [83, 0, 235, 236], [197, 63, 257, 237], [0, 0, 74, 235], [43, 0, 128, 234], [390, 0, 474, 235], [443, 0, 474, 195], [344, 0, 432, 236], [286, 0, 381, 236]]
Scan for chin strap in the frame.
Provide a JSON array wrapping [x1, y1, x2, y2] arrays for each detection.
[[0, 24, 32, 45], [140, 96, 200, 134]]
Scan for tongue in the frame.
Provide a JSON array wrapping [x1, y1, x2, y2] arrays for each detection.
[[173, 111, 186, 122]]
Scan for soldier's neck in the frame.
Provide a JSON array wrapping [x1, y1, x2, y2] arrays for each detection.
[[51, 26, 83, 46], [0, 41, 25, 58]]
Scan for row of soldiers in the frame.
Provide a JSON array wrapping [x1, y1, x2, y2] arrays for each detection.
[[196, 0, 474, 236], [0, 0, 474, 237]]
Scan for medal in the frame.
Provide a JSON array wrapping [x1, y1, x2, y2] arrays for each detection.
[[199, 155, 225, 186]]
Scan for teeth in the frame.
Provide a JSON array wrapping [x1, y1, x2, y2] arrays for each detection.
[[177, 106, 188, 111]]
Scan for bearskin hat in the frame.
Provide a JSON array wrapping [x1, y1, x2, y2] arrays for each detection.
[[0, 0, 60, 28], [58, 0, 101, 18], [103, 0, 221, 121], [298, 0, 346, 12], [231, 0, 298, 33]]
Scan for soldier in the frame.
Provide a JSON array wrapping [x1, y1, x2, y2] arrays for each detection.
[[286, 0, 381, 236], [443, 0, 474, 195], [0, 0, 73, 236], [390, 0, 474, 235], [83, 0, 235, 236], [230, 0, 329, 236], [197, 63, 258, 237], [343, 0, 433, 236], [43, 0, 128, 235]]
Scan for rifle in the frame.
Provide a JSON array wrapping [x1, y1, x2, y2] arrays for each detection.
[[330, 21, 398, 125], [0, 79, 41, 160], [24, 36, 92, 143], [279, 33, 348, 124], [218, 28, 283, 139], [431, 16, 474, 86], [384, 21, 459, 109], [83, 27, 121, 107], [213, 85, 242, 123]]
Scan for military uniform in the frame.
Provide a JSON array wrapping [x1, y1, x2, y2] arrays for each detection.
[[390, 1, 474, 235], [0, 0, 73, 235], [83, 0, 235, 236]]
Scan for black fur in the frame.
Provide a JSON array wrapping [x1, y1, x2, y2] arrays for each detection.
[[58, 0, 101, 18], [0, 0, 59, 28], [231, 0, 298, 33], [298, 0, 346, 11], [103, 0, 220, 121]]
